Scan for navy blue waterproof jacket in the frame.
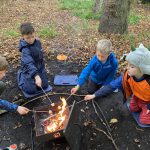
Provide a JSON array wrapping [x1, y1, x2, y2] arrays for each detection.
[[0, 99, 18, 111], [78, 53, 118, 86], [17, 39, 48, 94], [94, 75, 123, 97]]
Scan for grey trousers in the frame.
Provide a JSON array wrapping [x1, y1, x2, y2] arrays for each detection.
[[87, 78, 102, 94]]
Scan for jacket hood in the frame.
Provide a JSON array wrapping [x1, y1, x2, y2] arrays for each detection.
[[19, 39, 37, 52], [19, 39, 29, 52]]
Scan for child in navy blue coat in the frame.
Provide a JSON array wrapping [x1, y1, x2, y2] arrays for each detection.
[[71, 39, 118, 100], [0, 56, 29, 115], [17, 22, 49, 94]]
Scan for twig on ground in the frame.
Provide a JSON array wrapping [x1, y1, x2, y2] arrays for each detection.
[[94, 101, 111, 131], [92, 100, 119, 150], [136, 127, 144, 132], [92, 126, 111, 140]]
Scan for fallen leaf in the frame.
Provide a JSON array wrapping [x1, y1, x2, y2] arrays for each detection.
[[83, 122, 89, 126], [80, 109, 85, 113], [110, 118, 118, 124], [13, 122, 22, 129], [57, 54, 67, 61], [134, 138, 140, 143], [19, 143, 27, 149], [93, 133, 96, 136]]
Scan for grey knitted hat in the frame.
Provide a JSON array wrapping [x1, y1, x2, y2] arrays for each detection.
[[126, 44, 150, 75]]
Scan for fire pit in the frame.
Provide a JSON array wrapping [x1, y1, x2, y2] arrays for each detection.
[[32, 98, 82, 150]]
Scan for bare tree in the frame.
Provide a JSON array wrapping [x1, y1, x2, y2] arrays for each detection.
[[93, 0, 104, 13], [99, 0, 131, 34]]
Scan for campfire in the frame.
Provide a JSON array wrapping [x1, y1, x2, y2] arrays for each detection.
[[33, 97, 81, 150], [42, 97, 69, 134]]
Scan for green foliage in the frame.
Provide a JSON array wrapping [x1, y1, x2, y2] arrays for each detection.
[[60, 0, 93, 10], [123, 32, 150, 51], [59, 0, 101, 20], [123, 33, 136, 51], [38, 25, 57, 39], [2, 29, 19, 37], [128, 11, 142, 25], [66, 19, 98, 32]]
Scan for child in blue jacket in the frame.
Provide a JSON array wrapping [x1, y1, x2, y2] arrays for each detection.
[[17, 22, 49, 94], [83, 44, 150, 124], [0, 56, 29, 115], [71, 39, 118, 97]]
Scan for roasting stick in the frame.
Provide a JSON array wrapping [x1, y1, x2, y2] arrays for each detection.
[[43, 99, 85, 122], [29, 110, 49, 113], [29, 99, 85, 114], [65, 94, 73, 101], [40, 86, 52, 104]]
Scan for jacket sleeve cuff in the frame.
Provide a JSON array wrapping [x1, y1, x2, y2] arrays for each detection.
[[78, 80, 83, 86], [12, 104, 18, 111], [0, 99, 18, 112], [33, 73, 39, 78], [30, 71, 38, 78], [94, 85, 114, 98]]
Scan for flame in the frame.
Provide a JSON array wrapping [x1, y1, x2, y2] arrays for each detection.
[[46, 97, 67, 133]]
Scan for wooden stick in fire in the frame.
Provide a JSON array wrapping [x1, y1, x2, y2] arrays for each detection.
[[65, 94, 73, 101], [40, 86, 52, 104], [43, 99, 85, 122], [29, 110, 49, 113]]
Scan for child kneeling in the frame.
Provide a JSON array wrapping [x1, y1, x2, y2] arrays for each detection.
[[84, 44, 150, 125], [17, 22, 49, 94], [0, 56, 29, 115], [71, 39, 118, 98]]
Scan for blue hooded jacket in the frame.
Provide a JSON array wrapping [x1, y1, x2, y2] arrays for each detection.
[[19, 39, 45, 77], [17, 39, 48, 94], [78, 52, 118, 86], [0, 99, 18, 111]]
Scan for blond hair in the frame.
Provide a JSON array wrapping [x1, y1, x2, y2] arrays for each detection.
[[0, 56, 8, 71], [96, 39, 112, 55]]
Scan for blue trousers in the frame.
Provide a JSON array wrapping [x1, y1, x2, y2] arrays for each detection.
[[17, 69, 48, 94]]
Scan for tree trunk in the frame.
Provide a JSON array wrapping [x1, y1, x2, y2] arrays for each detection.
[[99, 0, 131, 34], [93, 0, 104, 13]]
